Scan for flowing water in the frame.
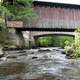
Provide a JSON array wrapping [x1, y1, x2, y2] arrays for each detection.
[[0, 47, 80, 80]]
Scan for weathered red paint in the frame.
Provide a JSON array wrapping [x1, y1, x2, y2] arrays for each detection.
[[33, 6, 80, 29], [7, 3, 80, 29]]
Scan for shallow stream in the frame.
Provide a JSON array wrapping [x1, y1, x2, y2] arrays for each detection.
[[0, 47, 80, 80]]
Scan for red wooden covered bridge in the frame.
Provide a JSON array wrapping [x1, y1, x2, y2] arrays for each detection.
[[7, 1, 80, 31], [7, 0, 80, 47]]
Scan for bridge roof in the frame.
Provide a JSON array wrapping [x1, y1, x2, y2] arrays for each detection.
[[33, 1, 80, 9], [34, 0, 80, 5]]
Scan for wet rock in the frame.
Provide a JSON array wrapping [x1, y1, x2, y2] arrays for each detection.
[[7, 55, 17, 59], [53, 48, 65, 54], [53, 49, 57, 51], [38, 49, 51, 52], [66, 53, 70, 57], [0, 54, 4, 58], [66, 50, 75, 59], [30, 52, 34, 54], [66, 54, 75, 59], [43, 55, 49, 59], [19, 53, 27, 56], [61, 51, 66, 54], [0, 57, 7, 61], [0, 48, 4, 58], [32, 56, 38, 59], [17, 50, 26, 53], [9, 45, 16, 48]]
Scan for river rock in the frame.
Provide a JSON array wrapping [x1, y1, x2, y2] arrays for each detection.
[[32, 56, 38, 59], [17, 50, 26, 53], [7, 55, 17, 59], [0, 48, 4, 58], [66, 54, 75, 59], [38, 49, 51, 52], [0, 57, 7, 61], [61, 51, 66, 54], [66, 49, 74, 59], [30, 52, 34, 54]]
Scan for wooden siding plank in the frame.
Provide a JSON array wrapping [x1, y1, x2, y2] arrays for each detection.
[[33, 6, 80, 29]]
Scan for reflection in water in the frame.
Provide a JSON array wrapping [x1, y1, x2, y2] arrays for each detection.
[[0, 62, 25, 75], [0, 48, 80, 80]]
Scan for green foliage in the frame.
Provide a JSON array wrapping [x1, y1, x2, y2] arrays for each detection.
[[75, 26, 80, 32], [64, 26, 80, 58], [64, 40, 70, 46], [36, 36, 74, 47], [51, 36, 73, 47], [16, 0, 32, 7], [0, 1, 13, 48], [2, 0, 36, 21], [0, 5, 12, 17], [0, 23, 10, 47], [74, 32, 80, 57], [0, 0, 36, 48], [37, 36, 53, 47]]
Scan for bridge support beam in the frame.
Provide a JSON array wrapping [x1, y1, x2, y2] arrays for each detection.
[[22, 31, 36, 48], [8, 28, 25, 48]]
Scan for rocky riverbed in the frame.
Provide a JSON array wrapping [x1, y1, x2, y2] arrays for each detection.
[[0, 47, 80, 80]]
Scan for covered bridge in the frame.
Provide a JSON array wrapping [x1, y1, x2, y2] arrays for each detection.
[[7, 0, 79, 47], [7, 1, 80, 31]]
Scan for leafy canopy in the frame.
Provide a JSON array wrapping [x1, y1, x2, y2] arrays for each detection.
[[2, 0, 36, 20]]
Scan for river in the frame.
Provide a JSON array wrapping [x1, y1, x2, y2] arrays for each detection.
[[0, 47, 80, 80]]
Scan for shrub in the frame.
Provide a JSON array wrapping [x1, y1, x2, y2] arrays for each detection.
[[64, 27, 80, 58], [36, 36, 74, 47]]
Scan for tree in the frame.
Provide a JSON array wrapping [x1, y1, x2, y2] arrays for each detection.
[[0, 0, 12, 48], [3, 0, 36, 27], [1, 0, 36, 48]]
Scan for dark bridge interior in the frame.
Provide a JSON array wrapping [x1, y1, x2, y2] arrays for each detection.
[[16, 28, 75, 32]]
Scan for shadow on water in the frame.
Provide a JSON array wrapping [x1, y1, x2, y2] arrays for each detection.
[[0, 62, 26, 80]]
